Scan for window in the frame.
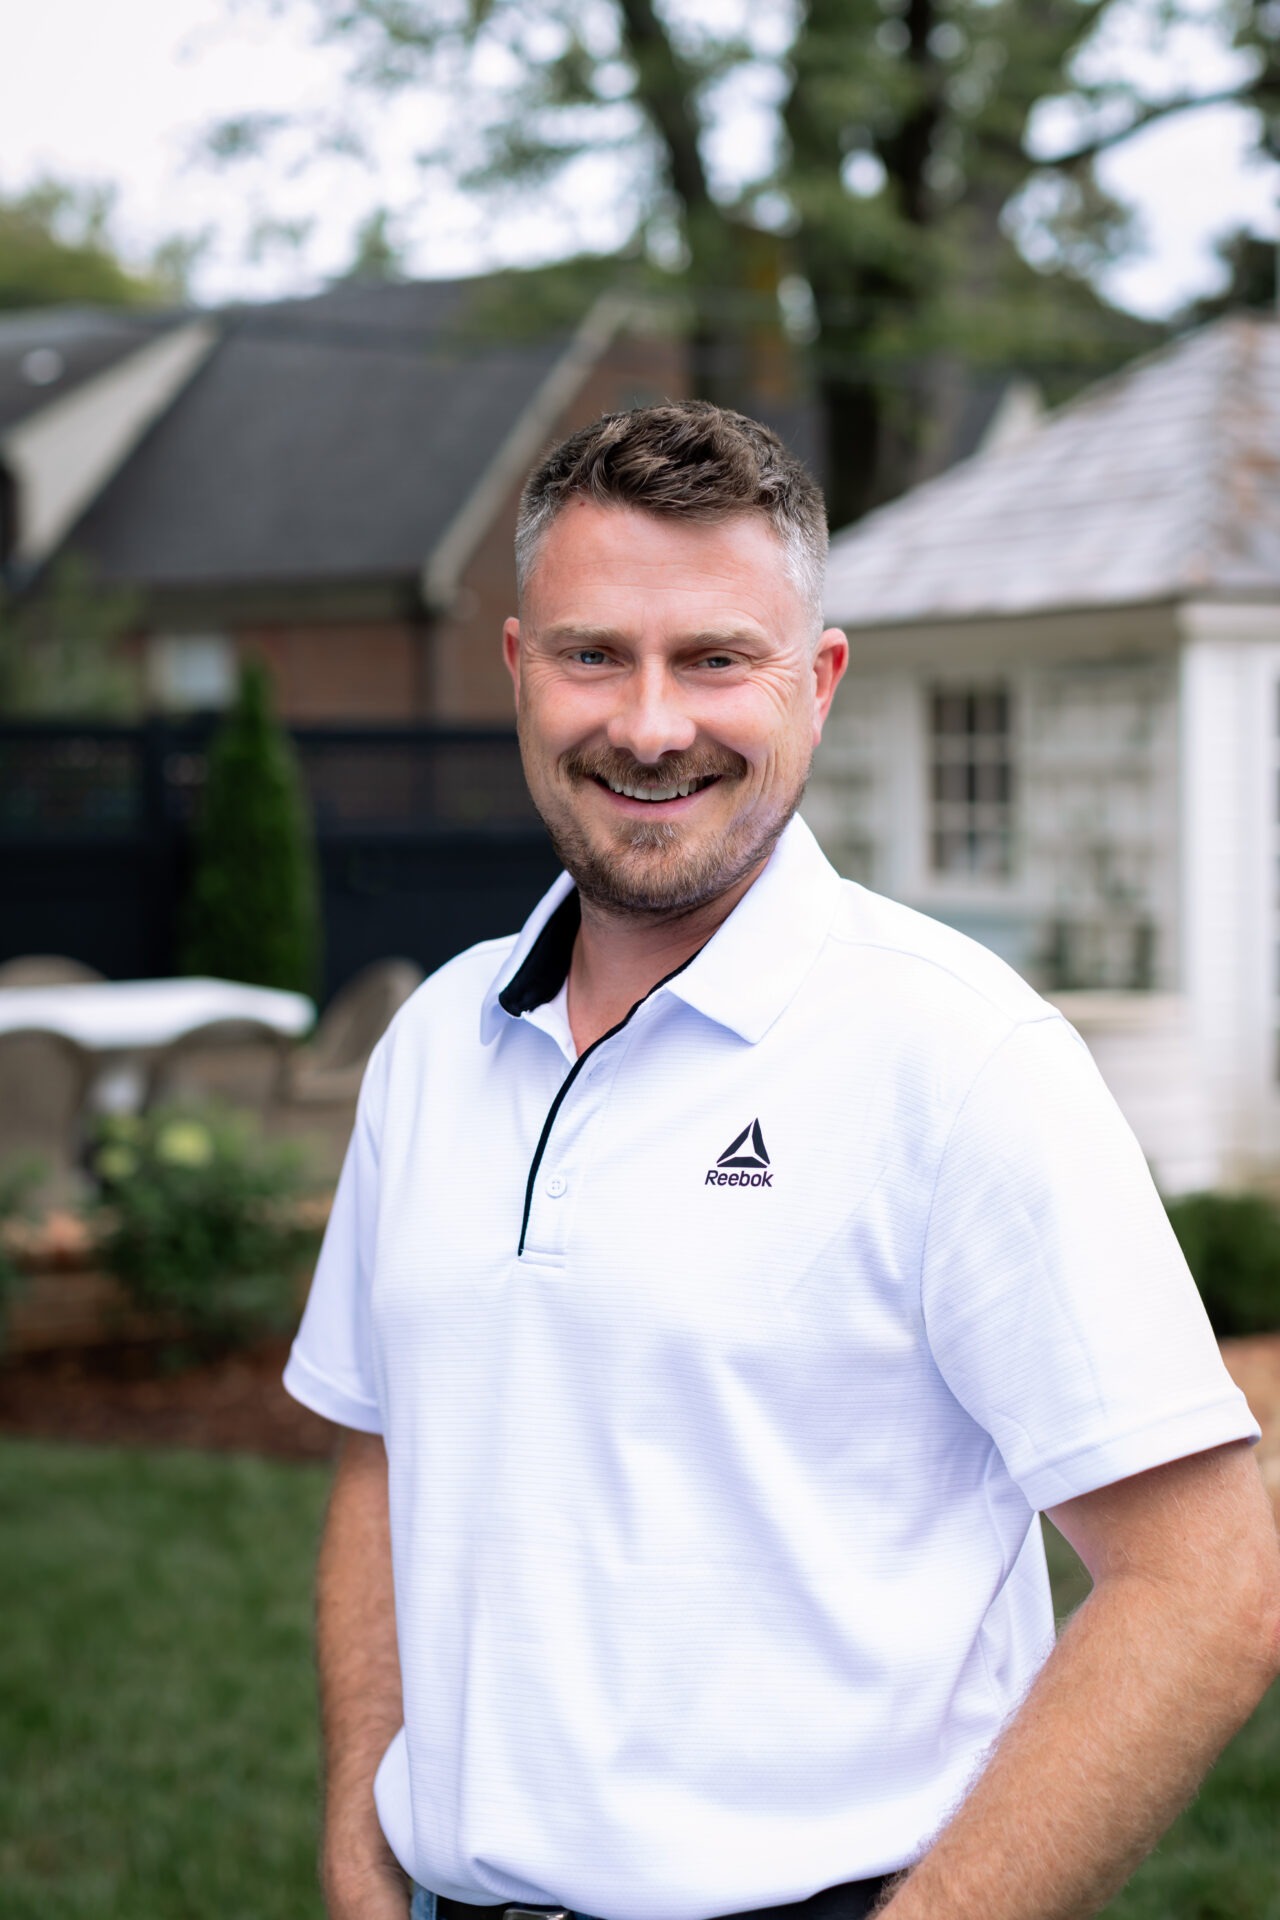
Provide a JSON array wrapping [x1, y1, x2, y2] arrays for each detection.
[[147, 634, 235, 711], [928, 685, 1014, 878]]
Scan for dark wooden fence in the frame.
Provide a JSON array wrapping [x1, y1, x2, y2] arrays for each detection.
[[0, 721, 560, 1002]]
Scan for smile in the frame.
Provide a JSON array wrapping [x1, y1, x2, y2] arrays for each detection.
[[596, 774, 721, 804]]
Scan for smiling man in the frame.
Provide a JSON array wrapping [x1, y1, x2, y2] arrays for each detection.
[[285, 404, 1279, 1920]]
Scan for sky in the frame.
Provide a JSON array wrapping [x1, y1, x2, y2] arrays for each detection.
[[2, 0, 1277, 317]]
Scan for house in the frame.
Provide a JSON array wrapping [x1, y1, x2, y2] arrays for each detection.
[[809, 314, 1280, 1192], [0, 279, 687, 722]]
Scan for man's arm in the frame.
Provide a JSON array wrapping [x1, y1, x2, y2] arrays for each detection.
[[316, 1429, 411, 1920], [878, 1441, 1280, 1920]]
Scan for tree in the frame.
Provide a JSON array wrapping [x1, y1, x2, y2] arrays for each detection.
[[0, 178, 204, 311], [181, 662, 322, 998], [1183, 225, 1278, 322], [217, 0, 1280, 523], [342, 206, 409, 280], [0, 556, 141, 718]]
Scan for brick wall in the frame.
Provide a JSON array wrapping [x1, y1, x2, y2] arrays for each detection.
[[237, 617, 430, 723]]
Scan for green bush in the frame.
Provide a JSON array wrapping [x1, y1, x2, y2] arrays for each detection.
[[1164, 1191, 1280, 1337], [90, 1108, 322, 1353], [181, 659, 321, 995]]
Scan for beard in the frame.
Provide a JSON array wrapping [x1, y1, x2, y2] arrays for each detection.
[[521, 735, 810, 920]]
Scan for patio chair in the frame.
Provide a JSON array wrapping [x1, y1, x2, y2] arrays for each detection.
[[0, 1028, 96, 1206], [0, 955, 106, 987], [282, 958, 423, 1107], [145, 1018, 293, 1113]]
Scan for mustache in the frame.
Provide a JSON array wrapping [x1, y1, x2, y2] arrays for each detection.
[[562, 746, 747, 790]]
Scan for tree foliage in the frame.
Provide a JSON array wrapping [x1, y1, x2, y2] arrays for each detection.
[[181, 662, 322, 998], [222, 0, 1280, 522], [0, 180, 199, 312], [0, 556, 141, 718]]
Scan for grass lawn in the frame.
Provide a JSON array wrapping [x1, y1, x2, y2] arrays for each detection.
[[1, 1441, 1276, 1919], [0, 1440, 329, 1920]]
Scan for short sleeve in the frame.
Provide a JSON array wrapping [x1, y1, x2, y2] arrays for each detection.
[[920, 1014, 1259, 1511], [282, 1035, 391, 1432]]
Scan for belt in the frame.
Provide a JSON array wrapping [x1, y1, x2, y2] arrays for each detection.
[[437, 1878, 890, 1920]]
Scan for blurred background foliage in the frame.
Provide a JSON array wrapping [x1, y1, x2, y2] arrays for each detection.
[[0, 556, 141, 718], [0, 178, 206, 312], [181, 662, 322, 998], [1166, 1189, 1280, 1338], [205, 0, 1280, 522]]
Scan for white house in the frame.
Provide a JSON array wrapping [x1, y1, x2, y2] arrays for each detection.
[[810, 314, 1280, 1193]]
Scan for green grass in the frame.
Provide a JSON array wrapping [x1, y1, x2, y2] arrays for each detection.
[[1, 1446, 1275, 1919], [0, 1441, 329, 1920]]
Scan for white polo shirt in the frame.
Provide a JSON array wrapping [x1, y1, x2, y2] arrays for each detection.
[[285, 815, 1257, 1920]]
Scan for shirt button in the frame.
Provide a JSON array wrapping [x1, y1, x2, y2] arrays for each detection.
[[545, 1173, 567, 1198]]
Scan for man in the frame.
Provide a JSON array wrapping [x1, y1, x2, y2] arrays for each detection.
[[285, 403, 1280, 1920]]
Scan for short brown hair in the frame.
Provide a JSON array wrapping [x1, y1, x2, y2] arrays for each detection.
[[515, 401, 828, 623]]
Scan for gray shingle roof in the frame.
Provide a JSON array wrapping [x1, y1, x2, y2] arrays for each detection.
[[824, 315, 1280, 628], [0, 306, 180, 434], [65, 279, 574, 590]]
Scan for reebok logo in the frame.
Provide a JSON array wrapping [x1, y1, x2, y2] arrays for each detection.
[[705, 1119, 773, 1187]]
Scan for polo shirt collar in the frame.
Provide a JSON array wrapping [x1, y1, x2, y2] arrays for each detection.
[[664, 814, 842, 1043], [480, 867, 577, 1044], [480, 813, 842, 1047]]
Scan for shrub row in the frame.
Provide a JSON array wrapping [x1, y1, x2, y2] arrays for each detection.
[[1164, 1191, 1280, 1338], [1, 1107, 323, 1358]]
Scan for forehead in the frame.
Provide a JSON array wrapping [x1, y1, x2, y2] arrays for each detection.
[[523, 500, 804, 634]]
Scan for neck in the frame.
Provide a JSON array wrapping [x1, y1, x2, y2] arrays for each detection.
[[566, 863, 763, 1054]]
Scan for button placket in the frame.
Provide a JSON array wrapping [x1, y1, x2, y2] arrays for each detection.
[[520, 1080, 590, 1259], [516, 981, 674, 1259]]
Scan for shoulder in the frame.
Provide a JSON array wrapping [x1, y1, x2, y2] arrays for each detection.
[[820, 879, 1056, 1035], [354, 931, 520, 1108], [389, 932, 517, 1035]]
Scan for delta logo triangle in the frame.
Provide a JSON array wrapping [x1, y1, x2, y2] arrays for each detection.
[[718, 1119, 770, 1168], [706, 1119, 773, 1187]]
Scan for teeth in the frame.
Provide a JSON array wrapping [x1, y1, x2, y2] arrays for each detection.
[[606, 777, 711, 802]]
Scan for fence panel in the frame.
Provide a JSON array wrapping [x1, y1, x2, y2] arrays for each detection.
[[0, 723, 557, 1000]]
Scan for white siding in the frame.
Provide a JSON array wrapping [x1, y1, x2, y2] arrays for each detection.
[[1020, 658, 1179, 991], [1179, 609, 1280, 1170], [806, 672, 902, 890], [815, 651, 1179, 992]]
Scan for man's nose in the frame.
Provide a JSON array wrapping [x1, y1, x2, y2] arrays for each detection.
[[606, 662, 698, 764]]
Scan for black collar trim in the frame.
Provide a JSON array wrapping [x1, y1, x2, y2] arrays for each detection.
[[498, 890, 582, 1016]]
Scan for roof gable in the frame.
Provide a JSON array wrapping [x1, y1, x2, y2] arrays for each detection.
[[64, 279, 587, 593], [0, 306, 181, 434]]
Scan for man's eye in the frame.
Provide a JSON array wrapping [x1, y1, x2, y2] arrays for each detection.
[[700, 655, 736, 670], [572, 649, 608, 666]]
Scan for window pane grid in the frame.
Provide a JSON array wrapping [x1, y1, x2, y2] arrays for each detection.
[[928, 684, 1013, 878]]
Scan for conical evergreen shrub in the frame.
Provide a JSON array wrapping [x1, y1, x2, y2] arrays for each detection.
[[181, 661, 321, 996]]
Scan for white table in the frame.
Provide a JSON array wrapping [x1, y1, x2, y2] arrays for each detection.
[[0, 976, 316, 1109]]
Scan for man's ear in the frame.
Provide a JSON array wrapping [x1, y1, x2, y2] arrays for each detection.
[[811, 627, 849, 743], [503, 618, 521, 702]]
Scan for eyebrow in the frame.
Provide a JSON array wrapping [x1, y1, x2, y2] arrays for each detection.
[[539, 623, 767, 650]]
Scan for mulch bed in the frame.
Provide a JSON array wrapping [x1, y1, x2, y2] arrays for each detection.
[[0, 1335, 338, 1460], [1, 1332, 1278, 1497]]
